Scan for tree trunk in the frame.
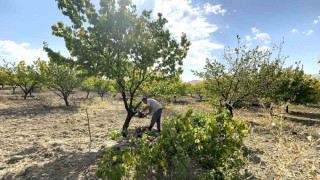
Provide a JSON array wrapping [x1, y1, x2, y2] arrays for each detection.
[[86, 91, 90, 99], [199, 95, 203, 101], [286, 105, 289, 113], [122, 110, 134, 137], [269, 107, 274, 116], [24, 92, 28, 100], [64, 97, 69, 106], [98, 92, 104, 100], [226, 104, 233, 117], [173, 96, 177, 103], [190, 93, 193, 97], [12, 87, 16, 94]]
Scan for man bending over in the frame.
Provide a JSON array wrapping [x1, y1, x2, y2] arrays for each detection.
[[141, 97, 163, 132]]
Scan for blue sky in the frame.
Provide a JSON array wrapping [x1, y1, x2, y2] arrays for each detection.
[[0, 0, 319, 81]]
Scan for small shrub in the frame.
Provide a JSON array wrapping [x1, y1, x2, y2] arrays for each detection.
[[97, 109, 248, 179], [108, 131, 122, 140], [143, 129, 157, 136]]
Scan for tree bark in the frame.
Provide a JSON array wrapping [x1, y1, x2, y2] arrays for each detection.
[[199, 95, 203, 101], [64, 97, 69, 106], [86, 91, 90, 99], [98, 92, 104, 100], [226, 104, 233, 117], [286, 105, 289, 113], [173, 96, 177, 103], [269, 107, 274, 116], [122, 110, 134, 137], [12, 87, 16, 94]]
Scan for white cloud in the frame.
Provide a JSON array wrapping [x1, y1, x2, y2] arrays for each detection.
[[258, 45, 270, 52], [251, 27, 260, 34], [254, 33, 270, 41], [305, 30, 314, 36], [251, 27, 271, 44], [20, 43, 31, 47], [0, 40, 48, 64], [185, 39, 224, 69], [154, 0, 218, 39], [132, 0, 145, 5], [153, 0, 223, 69], [312, 16, 320, 24], [291, 29, 299, 33], [245, 35, 251, 41], [302, 30, 314, 36], [203, 3, 227, 16]]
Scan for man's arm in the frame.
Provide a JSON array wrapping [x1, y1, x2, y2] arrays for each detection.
[[141, 106, 150, 115]]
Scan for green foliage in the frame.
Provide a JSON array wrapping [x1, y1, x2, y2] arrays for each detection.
[[194, 37, 292, 116], [193, 81, 206, 101], [39, 59, 81, 106], [125, 98, 144, 111], [273, 66, 320, 105], [142, 76, 187, 102], [0, 63, 7, 88], [108, 131, 123, 140], [80, 76, 95, 98], [16, 61, 37, 88], [168, 78, 188, 102], [80, 77, 95, 93], [144, 129, 157, 136], [2, 61, 18, 92], [15, 60, 43, 99], [97, 109, 248, 179], [93, 77, 114, 99]]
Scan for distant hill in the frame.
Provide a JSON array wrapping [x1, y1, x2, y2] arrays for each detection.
[[186, 75, 319, 84], [310, 74, 320, 78]]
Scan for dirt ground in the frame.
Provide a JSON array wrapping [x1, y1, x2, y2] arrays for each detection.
[[0, 88, 319, 180]]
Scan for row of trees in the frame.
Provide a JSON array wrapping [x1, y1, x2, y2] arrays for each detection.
[[1, 0, 319, 135], [1, 42, 319, 118], [0, 59, 115, 106]]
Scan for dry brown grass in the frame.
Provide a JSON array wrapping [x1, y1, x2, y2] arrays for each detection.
[[0, 88, 319, 179], [236, 106, 320, 179]]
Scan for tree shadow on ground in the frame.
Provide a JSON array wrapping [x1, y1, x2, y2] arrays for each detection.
[[284, 116, 320, 126], [289, 111, 320, 120], [247, 149, 266, 165], [2, 148, 104, 180], [305, 104, 320, 109], [0, 105, 78, 117], [196, 99, 208, 103], [173, 100, 190, 105]]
